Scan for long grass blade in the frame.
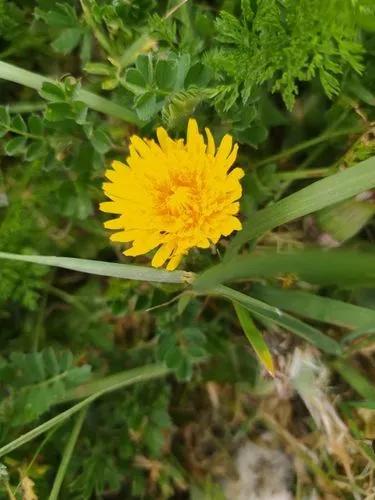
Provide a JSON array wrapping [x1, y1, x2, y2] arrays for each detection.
[[48, 408, 87, 500], [211, 285, 341, 355], [251, 285, 375, 330], [226, 156, 375, 259], [332, 360, 375, 400], [0, 60, 142, 125], [195, 249, 375, 290], [0, 251, 189, 284], [233, 302, 275, 376]]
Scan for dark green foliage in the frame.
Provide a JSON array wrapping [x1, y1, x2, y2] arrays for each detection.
[[122, 52, 212, 125], [0, 348, 91, 428], [0, 0, 374, 498], [206, 0, 364, 109], [67, 383, 177, 499]]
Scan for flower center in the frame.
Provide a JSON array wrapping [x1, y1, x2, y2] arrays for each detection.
[[165, 186, 193, 214]]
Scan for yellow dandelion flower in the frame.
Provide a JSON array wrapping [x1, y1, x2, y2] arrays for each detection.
[[100, 118, 244, 271]]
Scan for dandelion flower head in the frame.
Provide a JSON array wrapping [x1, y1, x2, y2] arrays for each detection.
[[100, 119, 244, 270]]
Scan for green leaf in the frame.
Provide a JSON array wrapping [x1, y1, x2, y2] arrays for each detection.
[[175, 53, 191, 90], [212, 285, 341, 355], [0, 363, 172, 457], [123, 68, 147, 95], [52, 28, 82, 55], [195, 249, 375, 290], [135, 92, 158, 121], [10, 114, 26, 133], [35, 3, 78, 28], [84, 62, 113, 76], [0, 251, 189, 284], [27, 115, 44, 135], [332, 360, 375, 400], [4, 136, 27, 156], [226, 156, 375, 259], [135, 54, 153, 85], [39, 82, 66, 102], [233, 303, 275, 376], [25, 140, 47, 161], [45, 102, 75, 122], [185, 63, 211, 88], [347, 401, 375, 409], [0, 105, 10, 126], [155, 59, 177, 91], [90, 128, 111, 154], [0, 349, 91, 426], [251, 285, 375, 330], [0, 61, 142, 125]]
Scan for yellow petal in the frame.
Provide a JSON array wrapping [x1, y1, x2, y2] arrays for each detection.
[[221, 216, 242, 236], [152, 243, 174, 268], [166, 253, 183, 271], [223, 144, 239, 171], [99, 201, 125, 214], [110, 230, 143, 242], [215, 134, 233, 164], [112, 160, 127, 172], [104, 217, 125, 229], [187, 118, 204, 152], [205, 127, 215, 156], [156, 127, 173, 152], [130, 135, 150, 157]]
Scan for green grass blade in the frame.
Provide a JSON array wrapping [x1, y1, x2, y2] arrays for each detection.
[[332, 360, 375, 400], [0, 251, 189, 284], [212, 285, 341, 355], [0, 363, 171, 458], [48, 408, 87, 500], [0, 60, 142, 125], [233, 302, 275, 376], [251, 285, 375, 330], [226, 156, 375, 259], [347, 401, 375, 409], [195, 249, 375, 290]]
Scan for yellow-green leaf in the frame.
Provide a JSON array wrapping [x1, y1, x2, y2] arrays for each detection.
[[233, 302, 275, 376]]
